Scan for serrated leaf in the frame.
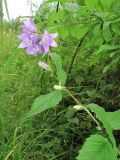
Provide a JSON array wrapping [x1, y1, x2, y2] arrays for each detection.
[[50, 53, 67, 85], [106, 110, 120, 130], [102, 28, 112, 42], [111, 24, 120, 36], [76, 134, 116, 160], [103, 65, 110, 73], [85, 0, 99, 10], [69, 24, 88, 39], [27, 90, 63, 118], [64, 2, 79, 12], [96, 45, 120, 54], [100, 0, 115, 9], [87, 103, 116, 148], [57, 25, 69, 39], [103, 22, 111, 30], [78, 6, 88, 17], [93, 24, 101, 37]]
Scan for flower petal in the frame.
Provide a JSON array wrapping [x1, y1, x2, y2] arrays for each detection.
[[18, 41, 27, 48], [26, 46, 36, 55], [38, 61, 48, 69], [50, 41, 58, 47], [18, 33, 29, 41], [23, 19, 37, 33], [50, 33, 58, 39]]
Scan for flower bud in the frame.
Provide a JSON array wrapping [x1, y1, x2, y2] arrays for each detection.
[[73, 105, 84, 110], [54, 85, 64, 90]]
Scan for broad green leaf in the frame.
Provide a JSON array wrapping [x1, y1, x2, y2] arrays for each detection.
[[102, 28, 112, 42], [76, 134, 116, 160], [110, 52, 116, 57], [106, 110, 120, 130], [48, 11, 66, 25], [27, 90, 63, 118], [57, 25, 69, 39], [78, 6, 88, 17], [103, 65, 110, 73], [103, 22, 111, 30], [50, 53, 67, 85], [64, 2, 79, 12], [111, 23, 120, 36], [96, 45, 120, 54], [69, 24, 88, 39], [93, 24, 101, 37], [85, 0, 99, 10], [100, 0, 115, 10], [87, 103, 116, 148]]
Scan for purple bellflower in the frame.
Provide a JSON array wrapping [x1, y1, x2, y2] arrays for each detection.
[[18, 19, 58, 68], [40, 31, 58, 53], [22, 19, 37, 33]]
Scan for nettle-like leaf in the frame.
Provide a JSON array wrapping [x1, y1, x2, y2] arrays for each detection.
[[27, 90, 63, 118], [96, 45, 120, 55], [106, 110, 120, 130], [68, 24, 88, 39], [111, 23, 120, 36], [50, 53, 67, 85], [87, 103, 116, 148], [90, 45, 120, 65], [100, 0, 115, 10], [76, 134, 116, 160], [57, 25, 69, 40], [64, 2, 79, 13], [103, 65, 111, 73], [85, 0, 99, 10]]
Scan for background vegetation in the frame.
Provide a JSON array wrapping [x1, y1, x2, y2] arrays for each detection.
[[0, 0, 120, 159]]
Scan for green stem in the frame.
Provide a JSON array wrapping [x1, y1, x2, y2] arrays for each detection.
[[63, 88, 101, 128]]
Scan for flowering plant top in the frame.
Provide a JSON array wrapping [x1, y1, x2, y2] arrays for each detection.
[[18, 18, 58, 69]]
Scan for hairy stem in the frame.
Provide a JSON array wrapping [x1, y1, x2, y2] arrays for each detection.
[[63, 88, 101, 128]]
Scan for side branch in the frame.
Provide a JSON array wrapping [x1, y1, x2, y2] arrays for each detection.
[[56, 2, 59, 12], [68, 33, 88, 74]]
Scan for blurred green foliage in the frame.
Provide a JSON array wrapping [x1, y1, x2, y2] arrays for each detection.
[[0, 0, 120, 159]]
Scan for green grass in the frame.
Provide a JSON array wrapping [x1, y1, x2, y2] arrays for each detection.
[[0, 27, 94, 160], [0, 20, 119, 159]]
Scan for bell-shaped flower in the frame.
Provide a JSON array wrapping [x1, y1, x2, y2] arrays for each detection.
[[26, 44, 45, 55], [18, 34, 37, 49], [39, 31, 58, 53], [22, 19, 37, 33]]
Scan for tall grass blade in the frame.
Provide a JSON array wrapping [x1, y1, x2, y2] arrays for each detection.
[[4, 0, 10, 21]]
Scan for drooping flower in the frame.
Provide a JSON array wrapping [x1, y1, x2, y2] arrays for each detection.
[[38, 61, 49, 70], [26, 44, 45, 55], [22, 19, 37, 33], [18, 33, 30, 41], [18, 34, 37, 49], [18, 19, 58, 55], [39, 31, 58, 53]]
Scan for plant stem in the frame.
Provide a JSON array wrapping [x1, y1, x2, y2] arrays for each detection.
[[56, 2, 59, 12], [63, 88, 101, 128], [68, 32, 88, 74], [4, 144, 19, 160]]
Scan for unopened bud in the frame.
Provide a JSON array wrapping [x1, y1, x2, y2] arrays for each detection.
[[96, 126, 102, 131], [73, 105, 84, 110], [54, 85, 64, 90]]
